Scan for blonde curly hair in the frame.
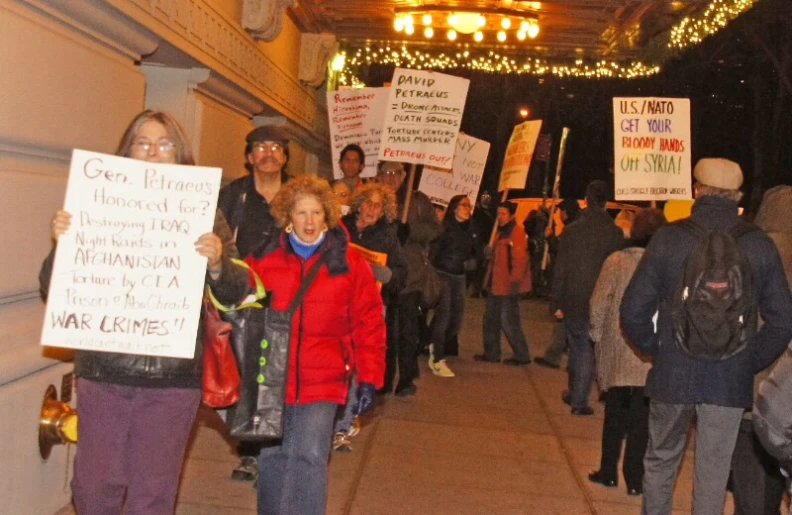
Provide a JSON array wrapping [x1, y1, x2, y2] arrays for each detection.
[[269, 175, 341, 230], [349, 182, 399, 223]]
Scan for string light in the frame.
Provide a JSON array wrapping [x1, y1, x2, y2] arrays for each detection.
[[669, 0, 756, 49], [337, 46, 661, 84]]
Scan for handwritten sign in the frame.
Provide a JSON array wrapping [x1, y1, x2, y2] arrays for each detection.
[[379, 68, 470, 169], [41, 150, 221, 359], [498, 120, 543, 192], [613, 97, 692, 200], [327, 87, 389, 179], [420, 134, 490, 212]]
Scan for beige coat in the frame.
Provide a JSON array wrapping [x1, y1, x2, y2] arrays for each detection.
[[589, 247, 652, 391]]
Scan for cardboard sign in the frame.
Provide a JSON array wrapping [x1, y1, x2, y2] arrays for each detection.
[[41, 150, 221, 359], [420, 134, 490, 212], [349, 243, 388, 291], [379, 68, 470, 168], [498, 120, 543, 192], [327, 87, 389, 179], [613, 97, 692, 200]]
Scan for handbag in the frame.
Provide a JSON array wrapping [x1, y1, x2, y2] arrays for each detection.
[[405, 246, 443, 309], [211, 255, 326, 441], [201, 296, 240, 408], [202, 259, 265, 408]]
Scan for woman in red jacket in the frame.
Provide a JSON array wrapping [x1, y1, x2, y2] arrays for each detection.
[[245, 174, 386, 515]]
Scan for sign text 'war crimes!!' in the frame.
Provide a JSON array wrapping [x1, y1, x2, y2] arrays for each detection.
[[420, 134, 490, 212], [498, 120, 543, 192], [379, 68, 470, 168], [613, 97, 692, 200], [327, 87, 389, 179], [41, 150, 221, 359]]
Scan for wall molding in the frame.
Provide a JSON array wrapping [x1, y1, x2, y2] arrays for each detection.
[[299, 33, 336, 88], [242, 0, 297, 42]]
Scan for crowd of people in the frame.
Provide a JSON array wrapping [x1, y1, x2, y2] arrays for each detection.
[[40, 110, 792, 515]]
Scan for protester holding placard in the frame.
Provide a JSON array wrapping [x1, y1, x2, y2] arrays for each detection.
[[245, 175, 385, 515], [376, 161, 443, 397], [334, 182, 407, 451], [217, 124, 290, 483], [428, 195, 480, 377], [39, 110, 250, 515]]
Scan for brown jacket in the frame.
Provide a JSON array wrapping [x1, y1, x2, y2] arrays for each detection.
[[485, 221, 530, 296]]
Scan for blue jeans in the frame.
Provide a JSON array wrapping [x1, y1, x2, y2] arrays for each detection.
[[257, 402, 338, 515], [334, 374, 357, 433], [565, 316, 594, 409], [482, 294, 531, 361]]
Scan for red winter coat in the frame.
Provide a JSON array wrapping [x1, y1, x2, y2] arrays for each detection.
[[246, 227, 386, 405]]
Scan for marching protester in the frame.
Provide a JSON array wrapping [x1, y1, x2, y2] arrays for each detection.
[[245, 174, 386, 515], [475, 200, 532, 366], [40, 110, 250, 515], [553, 181, 624, 416], [428, 194, 480, 376], [334, 181, 406, 451], [376, 161, 443, 396], [217, 125, 291, 483], [588, 208, 666, 496], [621, 159, 792, 515], [733, 184, 792, 515]]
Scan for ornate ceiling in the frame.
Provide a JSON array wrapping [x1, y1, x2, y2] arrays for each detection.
[[289, 0, 712, 60]]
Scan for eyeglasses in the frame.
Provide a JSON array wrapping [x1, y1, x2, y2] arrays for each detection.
[[132, 139, 176, 154], [252, 142, 284, 154], [378, 170, 402, 177], [363, 200, 383, 210], [334, 191, 350, 198]]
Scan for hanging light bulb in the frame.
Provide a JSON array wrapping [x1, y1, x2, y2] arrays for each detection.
[[497, 30, 507, 42], [517, 30, 527, 40], [405, 24, 415, 35], [422, 14, 432, 26], [520, 20, 530, 32], [447, 29, 457, 41], [501, 18, 512, 29], [394, 18, 404, 32], [527, 23, 539, 38], [404, 15, 414, 27], [424, 27, 434, 38], [478, 15, 486, 27], [474, 31, 484, 42], [448, 14, 458, 27]]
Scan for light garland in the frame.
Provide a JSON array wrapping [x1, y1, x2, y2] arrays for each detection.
[[669, 0, 756, 49], [336, 47, 661, 86]]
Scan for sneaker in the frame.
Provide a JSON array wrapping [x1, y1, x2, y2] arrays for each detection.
[[332, 431, 352, 452], [430, 359, 455, 377], [230, 456, 258, 482], [346, 417, 361, 438]]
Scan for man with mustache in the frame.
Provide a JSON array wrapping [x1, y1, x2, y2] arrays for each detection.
[[217, 125, 291, 483]]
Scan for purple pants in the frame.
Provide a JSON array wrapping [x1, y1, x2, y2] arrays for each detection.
[[71, 379, 201, 515]]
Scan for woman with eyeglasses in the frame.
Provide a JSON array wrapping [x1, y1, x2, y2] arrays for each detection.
[[427, 195, 481, 376], [332, 182, 407, 451], [39, 110, 250, 515]]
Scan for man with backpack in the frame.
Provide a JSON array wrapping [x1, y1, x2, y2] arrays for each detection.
[[621, 158, 792, 515]]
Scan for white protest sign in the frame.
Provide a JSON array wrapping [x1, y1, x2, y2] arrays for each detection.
[[420, 134, 490, 212], [613, 97, 692, 200], [41, 150, 222, 359], [379, 68, 470, 169], [498, 120, 543, 192], [327, 87, 389, 179]]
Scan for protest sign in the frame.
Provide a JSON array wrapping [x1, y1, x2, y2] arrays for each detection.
[[327, 87, 389, 179], [379, 68, 470, 169], [420, 134, 490, 212], [41, 150, 222, 359], [498, 120, 543, 192], [613, 97, 692, 200], [349, 243, 388, 291]]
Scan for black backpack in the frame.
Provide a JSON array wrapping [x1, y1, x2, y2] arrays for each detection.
[[671, 219, 758, 361]]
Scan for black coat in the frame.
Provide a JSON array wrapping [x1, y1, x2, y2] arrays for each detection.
[[552, 208, 625, 319], [621, 196, 792, 408], [341, 213, 407, 303], [430, 218, 480, 276]]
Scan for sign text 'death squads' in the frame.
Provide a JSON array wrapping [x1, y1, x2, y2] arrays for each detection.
[[41, 150, 221, 359], [379, 68, 470, 169]]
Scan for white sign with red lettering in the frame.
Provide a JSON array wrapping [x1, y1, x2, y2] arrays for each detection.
[[613, 97, 692, 200], [327, 87, 389, 179], [379, 68, 470, 169], [498, 120, 543, 192]]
